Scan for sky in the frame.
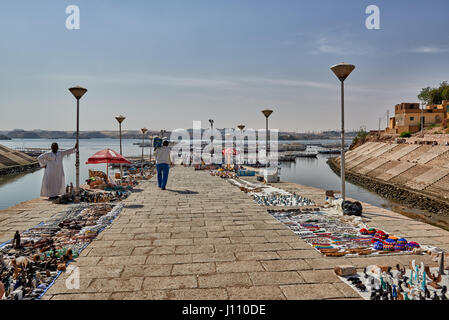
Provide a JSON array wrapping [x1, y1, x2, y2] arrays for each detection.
[[0, 0, 448, 133]]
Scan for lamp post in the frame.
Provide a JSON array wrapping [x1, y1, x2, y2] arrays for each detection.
[[421, 102, 425, 137], [149, 134, 153, 163], [115, 115, 126, 180], [209, 119, 214, 163], [330, 62, 355, 201], [141, 128, 148, 174], [262, 109, 273, 166], [237, 124, 245, 165], [69, 86, 88, 203]]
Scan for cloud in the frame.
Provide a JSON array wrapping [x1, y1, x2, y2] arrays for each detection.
[[27, 72, 387, 96], [310, 36, 370, 56], [29, 72, 339, 91], [409, 46, 449, 54]]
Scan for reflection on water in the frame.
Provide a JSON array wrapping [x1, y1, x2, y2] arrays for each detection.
[[279, 154, 392, 208], [280, 155, 449, 231]]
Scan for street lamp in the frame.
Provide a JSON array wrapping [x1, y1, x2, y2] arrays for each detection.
[[330, 62, 355, 202], [421, 102, 425, 137], [209, 119, 214, 163], [262, 109, 273, 166], [237, 124, 245, 165], [115, 115, 126, 179], [68, 86, 88, 203], [149, 133, 153, 163], [141, 127, 148, 174]]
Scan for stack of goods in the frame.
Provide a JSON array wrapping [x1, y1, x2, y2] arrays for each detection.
[[79, 188, 130, 203], [227, 178, 315, 207], [366, 228, 421, 253], [0, 203, 123, 300], [252, 193, 315, 207], [269, 211, 423, 257], [237, 169, 255, 177], [342, 200, 363, 216], [336, 260, 449, 300], [87, 170, 108, 189], [210, 169, 236, 179]]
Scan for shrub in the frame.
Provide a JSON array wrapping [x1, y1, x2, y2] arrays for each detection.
[[399, 131, 412, 138]]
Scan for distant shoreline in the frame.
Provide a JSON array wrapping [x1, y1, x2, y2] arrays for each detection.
[[0, 130, 356, 141]]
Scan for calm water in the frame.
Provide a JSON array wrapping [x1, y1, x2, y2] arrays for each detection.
[[1, 138, 382, 211], [279, 154, 392, 208], [0, 138, 145, 210]]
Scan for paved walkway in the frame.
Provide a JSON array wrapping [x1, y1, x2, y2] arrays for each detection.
[[0, 198, 62, 244], [37, 166, 446, 300]]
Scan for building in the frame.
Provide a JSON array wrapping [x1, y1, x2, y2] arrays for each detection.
[[386, 101, 448, 134]]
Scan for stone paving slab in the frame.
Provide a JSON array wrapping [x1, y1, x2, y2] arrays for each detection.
[[415, 146, 449, 164], [384, 144, 420, 161], [369, 143, 397, 158], [0, 198, 63, 243], [406, 167, 449, 191], [346, 155, 372, 170], [355, 157, 389, 175], [377, 161, 416, 181]]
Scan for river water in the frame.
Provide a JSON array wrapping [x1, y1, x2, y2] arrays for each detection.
[[0, 138, 416, 214]]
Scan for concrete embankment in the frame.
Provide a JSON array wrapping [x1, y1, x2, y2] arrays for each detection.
[[327, 141, 449, 219], [0, 144, 40, 176]]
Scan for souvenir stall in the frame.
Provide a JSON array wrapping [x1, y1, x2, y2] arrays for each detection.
[[227, 178, 315, 207], [335, 257, 449, 300], [0, 203, 123, 300]]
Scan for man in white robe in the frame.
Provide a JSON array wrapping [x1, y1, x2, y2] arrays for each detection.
[[37, 142, 77, 199]]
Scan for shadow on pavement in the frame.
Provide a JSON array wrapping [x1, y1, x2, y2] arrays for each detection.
[[124, 204, 145, 209], [166, 189, 199, 195]]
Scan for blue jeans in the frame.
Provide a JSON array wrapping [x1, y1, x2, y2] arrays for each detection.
[[156, 163, 170, 189]]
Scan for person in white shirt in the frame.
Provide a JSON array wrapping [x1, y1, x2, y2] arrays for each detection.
[[37, 142, 77, 199], [153, 140, 172, 190]]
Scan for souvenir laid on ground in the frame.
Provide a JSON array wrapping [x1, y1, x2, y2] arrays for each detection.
[[0, 203, 123, 300], [268, 210, 429, 257], [336, 259, 449, 300], [210, 169, 236, 179], [228, 178, 315, 207]]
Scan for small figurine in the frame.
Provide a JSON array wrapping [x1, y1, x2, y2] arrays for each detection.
[[439, 251, 445, 276], [425, 286, 431, 299], [398, 280, 405, 292], [422, 271, 427, 291], [380, 275, 387, 290], [13, 231, 21, 248]]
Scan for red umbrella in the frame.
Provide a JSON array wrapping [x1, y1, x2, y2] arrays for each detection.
[[222, 148, 240, 155], [86, 148, 131, 178]]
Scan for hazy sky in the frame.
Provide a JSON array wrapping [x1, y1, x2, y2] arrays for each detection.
[[1, 0, 448, 132]]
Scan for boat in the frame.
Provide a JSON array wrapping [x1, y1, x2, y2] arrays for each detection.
[[295, 151, 318, 158], [279, 154, 297, 161], [318, 149, 341, 154]]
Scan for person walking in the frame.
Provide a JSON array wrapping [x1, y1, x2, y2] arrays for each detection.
[[37, 142, 77, 199], [154, 140, 172, 190]]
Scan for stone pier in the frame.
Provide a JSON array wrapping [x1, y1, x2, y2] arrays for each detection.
[[36, 166, 447, 300]]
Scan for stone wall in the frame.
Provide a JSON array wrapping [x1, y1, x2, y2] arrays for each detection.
[[327, 141, 449, 216], [0, 144, 39, 176]]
